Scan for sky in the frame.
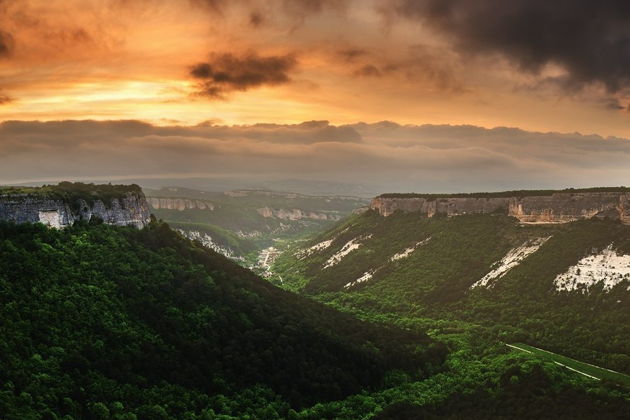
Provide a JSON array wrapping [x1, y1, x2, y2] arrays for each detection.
[[0, 0, 629, 192]]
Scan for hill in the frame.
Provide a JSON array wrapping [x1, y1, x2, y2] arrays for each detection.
[[273, 208, 630, 376], [0, 220, 444, 419], [1, 206, 628, 418]]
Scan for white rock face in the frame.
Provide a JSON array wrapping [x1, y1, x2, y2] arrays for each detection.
[[323, 234, 372, 269], [296, 239, 334, 259], [344, 270, 375, 289], [472, 236, 551, 288], [343, 237, 432, 289], [0, 193, 151, 229], [554, 244, 630, 292], [179, 230, 243, 261], [148, 197, 214, 211], [38, 210, 62, 229], [390, 237, 431, 262], [256, 207, 340, 221]]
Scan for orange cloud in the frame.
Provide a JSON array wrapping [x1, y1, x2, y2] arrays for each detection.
[[0, 0, 627, 139]]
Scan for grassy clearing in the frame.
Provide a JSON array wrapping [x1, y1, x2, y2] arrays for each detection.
[[508, 343, 630, 387]]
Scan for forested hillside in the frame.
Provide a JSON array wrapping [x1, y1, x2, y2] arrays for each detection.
[[1, 216, 628, 419], [273, 211, 630, 375], [0, 220, 442, 419]]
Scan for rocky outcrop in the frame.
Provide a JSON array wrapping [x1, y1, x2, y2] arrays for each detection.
[[370, 196, 510, 217], [507, 193, 630, 224], [148, 197, 214, 211], [0, 190, 151, 228], [371, 191, 630, 224], [256, 207, 342, 221], [177, 230, 243, 261]]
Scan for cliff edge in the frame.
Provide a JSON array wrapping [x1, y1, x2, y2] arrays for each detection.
[[0, 182, 151, 228], [370, 188, 630, 224]]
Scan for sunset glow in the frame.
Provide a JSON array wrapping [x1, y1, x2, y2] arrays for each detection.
[[0, 0, 628, 135]]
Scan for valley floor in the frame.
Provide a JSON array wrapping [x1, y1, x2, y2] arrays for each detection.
[[507, 343, 630, 386], [290, 314, 630, 419]]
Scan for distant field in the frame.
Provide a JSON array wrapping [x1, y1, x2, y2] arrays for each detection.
[[507, 343, 630, 387]]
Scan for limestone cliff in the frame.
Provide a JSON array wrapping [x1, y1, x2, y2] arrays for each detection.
[[256, 207, 342, 221], [0, 183, 151, 228], [148, 197, 214, 211], [370, 190, 630, 224]]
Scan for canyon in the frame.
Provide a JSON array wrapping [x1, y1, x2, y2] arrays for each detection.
[[256, 206, 342, 221]]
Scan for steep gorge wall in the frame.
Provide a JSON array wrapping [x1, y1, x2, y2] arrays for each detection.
[[508, 193, 630, 224], [371, 192, 630, 224], [256, 207, 342, 221], [370, 196, 510, 218], [0, 192, 151, 228]]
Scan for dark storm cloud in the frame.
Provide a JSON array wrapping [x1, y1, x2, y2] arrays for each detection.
[[392, 0, 630, 93], [190, 53, 298, 98]]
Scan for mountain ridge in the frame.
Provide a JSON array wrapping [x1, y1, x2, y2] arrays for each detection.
[[371, 187, 630, 224]]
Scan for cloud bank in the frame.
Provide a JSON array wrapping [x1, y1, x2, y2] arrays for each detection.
[[1, 119, 629, 194]]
